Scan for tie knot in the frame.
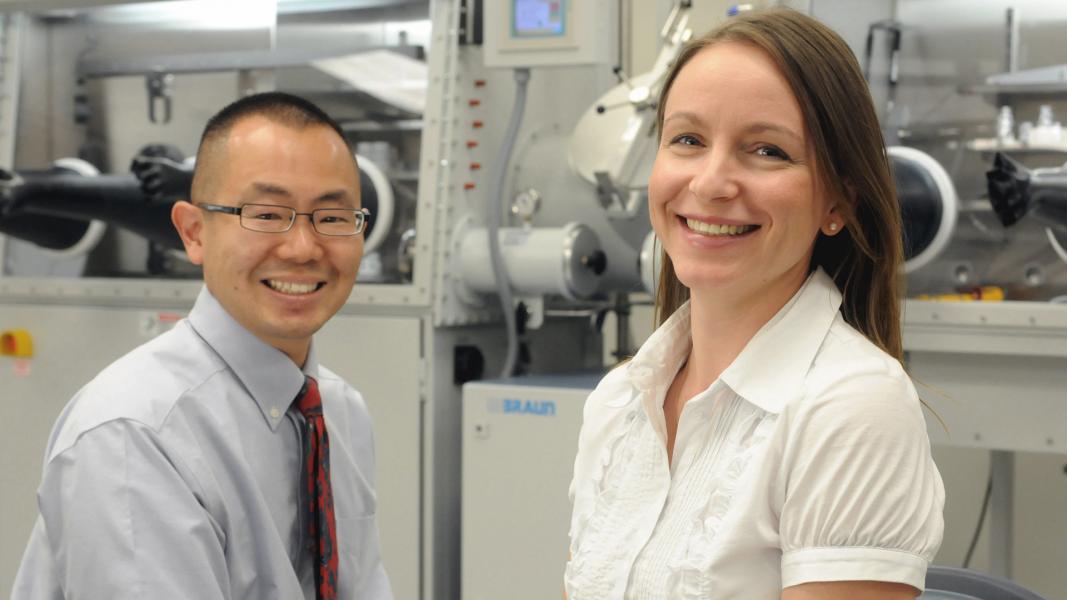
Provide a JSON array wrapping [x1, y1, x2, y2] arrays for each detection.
[[296, 376, 322, 417]]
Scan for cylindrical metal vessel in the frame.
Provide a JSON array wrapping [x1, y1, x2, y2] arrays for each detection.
[[459, 222, 606, 301]]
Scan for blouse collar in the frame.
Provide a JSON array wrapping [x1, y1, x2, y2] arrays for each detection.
[[626, 268, 843, 415]]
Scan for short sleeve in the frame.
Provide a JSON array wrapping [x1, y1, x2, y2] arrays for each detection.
[[778, 367, 945, 591]]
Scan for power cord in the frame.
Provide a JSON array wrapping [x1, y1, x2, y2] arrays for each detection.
[[962, 461, 994, 568]]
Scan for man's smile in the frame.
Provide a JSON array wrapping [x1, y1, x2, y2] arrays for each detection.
[[263, 279, 326, 295]]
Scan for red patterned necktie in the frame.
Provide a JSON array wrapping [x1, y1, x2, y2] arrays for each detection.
[[297, 376, 338, 600]]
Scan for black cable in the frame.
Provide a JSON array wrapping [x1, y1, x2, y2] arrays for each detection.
[[962, 461, 994, 569]]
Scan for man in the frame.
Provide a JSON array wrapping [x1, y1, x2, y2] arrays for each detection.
[[12, 92, 392, 599]]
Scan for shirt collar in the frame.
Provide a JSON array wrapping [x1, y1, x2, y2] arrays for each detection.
[[626, 268, 842, 415], [719, 268, 841, 413], [625, 303, 692, 396], [187, 286, 320, 430]]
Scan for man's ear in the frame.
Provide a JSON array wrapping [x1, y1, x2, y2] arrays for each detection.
[[171, 200, 206, 265]]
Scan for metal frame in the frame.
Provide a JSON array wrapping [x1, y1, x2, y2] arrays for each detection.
[[904, 299, 1067, 358], [0, 12, 23, 278], [904, 299, 1067, 580], [427, 0, 494, 328], [0, 277, 201, 308], [77, 45, 423, 79]]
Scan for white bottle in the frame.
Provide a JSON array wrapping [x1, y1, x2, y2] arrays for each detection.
[[997, 106, 1016, 144], [1030, 105, 1062, 146]]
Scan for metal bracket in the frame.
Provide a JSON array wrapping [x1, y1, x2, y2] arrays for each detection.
[[145, 71, 173, 124], [593, 171, 645, 219]]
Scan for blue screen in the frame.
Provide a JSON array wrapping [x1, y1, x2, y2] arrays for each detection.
[[513, 0, 565, 38]]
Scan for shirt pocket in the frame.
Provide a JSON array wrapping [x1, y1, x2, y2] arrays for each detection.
[[333, 466, 378, 519], [336, 515, 379, 593]]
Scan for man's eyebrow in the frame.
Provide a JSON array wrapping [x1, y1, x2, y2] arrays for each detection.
[[249, 182, 292, 198], [246, 184, 354, 206], [314, 190, 353, 204]]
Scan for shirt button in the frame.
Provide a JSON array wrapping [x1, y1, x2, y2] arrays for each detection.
[[270, 407, 280, 419]]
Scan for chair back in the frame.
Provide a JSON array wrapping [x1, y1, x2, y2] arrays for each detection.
[[920, 566, 1047, 600]]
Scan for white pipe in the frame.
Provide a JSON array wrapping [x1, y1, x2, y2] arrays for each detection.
[[889, 146, 959, 274], [356, 152, 394, 256], [1047, 227, 1067, 265], [488, 68, 531, 378], [40, 158, 108, 259]]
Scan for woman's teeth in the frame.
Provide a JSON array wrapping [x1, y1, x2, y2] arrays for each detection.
[[266, 280, 319, 295], [685, 218, 756, 236]]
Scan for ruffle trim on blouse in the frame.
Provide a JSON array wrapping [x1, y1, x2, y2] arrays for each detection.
[[566, 407, 656, 600], [665, 404, 777, 598]]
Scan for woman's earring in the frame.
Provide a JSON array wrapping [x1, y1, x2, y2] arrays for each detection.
[[828, 222, 839, 233]]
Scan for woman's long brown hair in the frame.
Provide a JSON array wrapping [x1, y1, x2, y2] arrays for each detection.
[[653, 8, 905, 362]]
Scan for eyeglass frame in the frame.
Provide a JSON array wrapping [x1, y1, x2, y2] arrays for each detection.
[[196, 202, 371, 236]]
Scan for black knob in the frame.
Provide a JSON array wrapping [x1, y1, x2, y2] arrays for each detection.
[[453, 345, 485, 385], [581, 251, 608, 275]]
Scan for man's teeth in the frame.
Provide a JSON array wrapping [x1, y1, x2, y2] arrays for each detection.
[[686, 218, 756, 236], [267, 280, 318, 295]]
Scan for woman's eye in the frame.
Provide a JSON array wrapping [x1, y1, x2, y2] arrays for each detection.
[[669, 134, 701, 147], [756, 145, 791, 161]]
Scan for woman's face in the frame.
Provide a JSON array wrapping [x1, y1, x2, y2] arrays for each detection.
[[649, 42, 840, 301]]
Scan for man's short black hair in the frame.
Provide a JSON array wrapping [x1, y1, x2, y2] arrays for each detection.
[[197, 91, 349, 152], [190, 92, 355, 203]]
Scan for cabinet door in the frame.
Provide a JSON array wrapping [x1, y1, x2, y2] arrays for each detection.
[[317, 314, 423, 600]]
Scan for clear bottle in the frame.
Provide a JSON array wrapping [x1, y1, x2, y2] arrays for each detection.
[[1038, 104, 1055, 128], [997, 105, 1016, 144], [1018, 121, 1033, 145]]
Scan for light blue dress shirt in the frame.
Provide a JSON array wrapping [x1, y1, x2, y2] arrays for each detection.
[[11, 287, 392, 600]]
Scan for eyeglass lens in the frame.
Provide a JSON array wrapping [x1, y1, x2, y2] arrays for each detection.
[[239, 204, 365, 235]]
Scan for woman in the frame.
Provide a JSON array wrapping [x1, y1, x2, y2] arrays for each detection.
[[566, 8, 944, 600]]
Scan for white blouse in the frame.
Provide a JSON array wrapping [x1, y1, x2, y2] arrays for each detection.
[[566, 269, 944, 600]]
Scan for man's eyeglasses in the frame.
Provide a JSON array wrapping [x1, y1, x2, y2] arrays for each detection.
[[197, 203, 370, 236]]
